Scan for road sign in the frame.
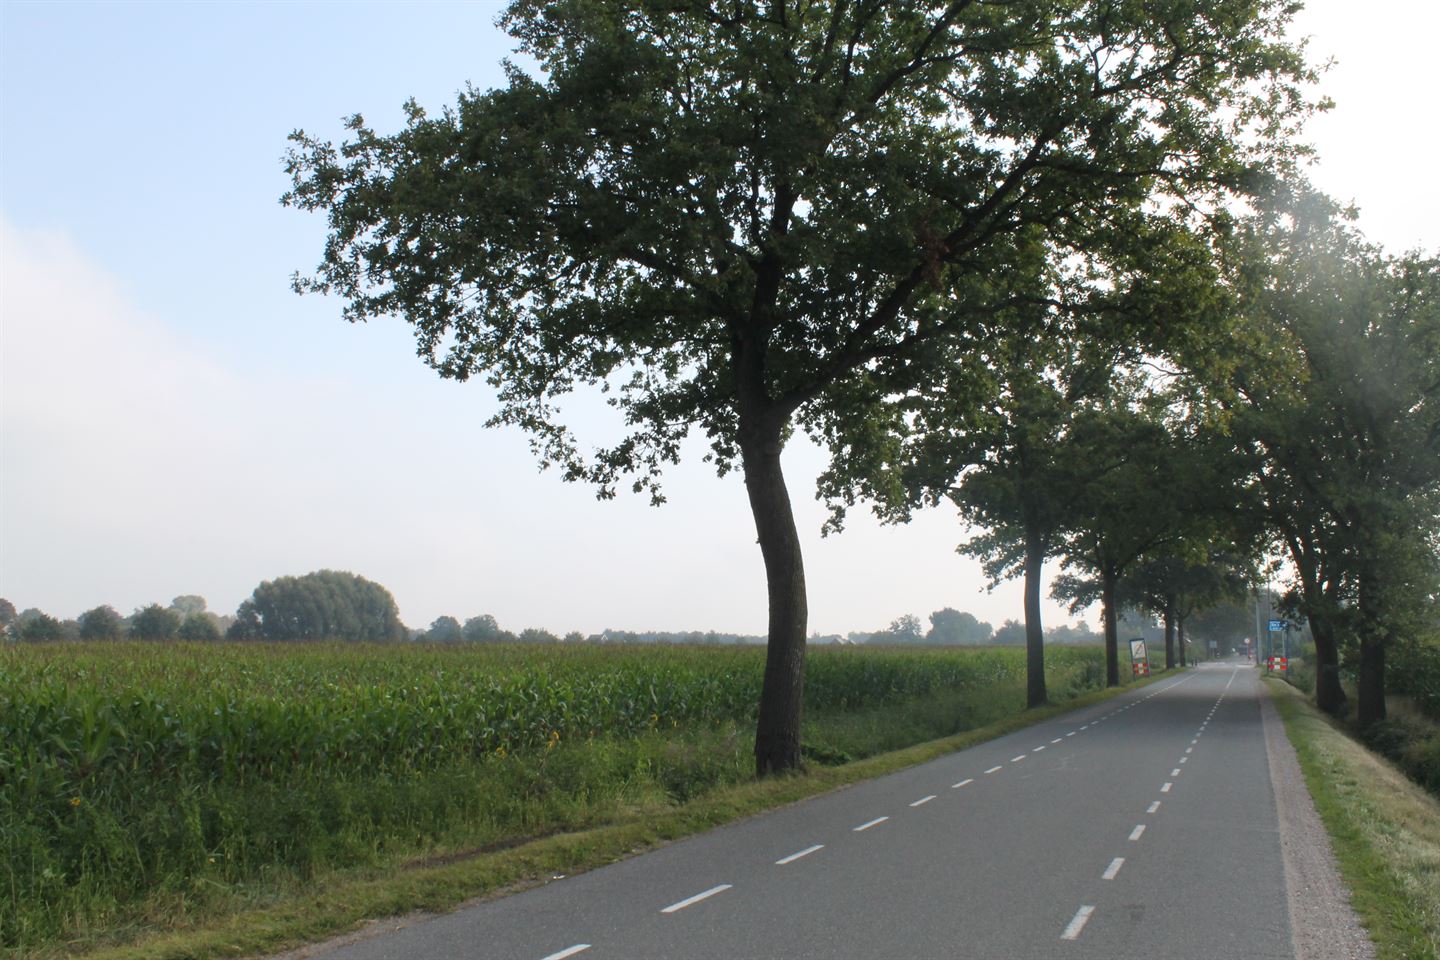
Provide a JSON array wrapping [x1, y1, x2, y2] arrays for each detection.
[[1267, 619, 1287, 632], [1268, 656, 1288, 672], [1132, 661, 1150, 677], [1128, 639, 1147, 663]]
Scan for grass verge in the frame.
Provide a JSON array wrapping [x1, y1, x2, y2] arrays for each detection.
[[31, 674, 1163, 960], [1269, 680, 1440, 959]]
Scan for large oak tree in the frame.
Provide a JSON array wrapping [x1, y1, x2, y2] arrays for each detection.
[[286, 0, 1312, 773]]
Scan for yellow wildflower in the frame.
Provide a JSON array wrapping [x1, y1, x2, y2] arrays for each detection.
[[69, 797, 81, 807]]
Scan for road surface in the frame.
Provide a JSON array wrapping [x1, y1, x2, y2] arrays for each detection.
[[307, 660, 1356, 959]]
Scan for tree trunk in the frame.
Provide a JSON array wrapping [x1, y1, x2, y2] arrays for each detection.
[[740, 417, 809, 776], [1023, 526, 1046, 708], [1102, 568, 1119, 686], [1284, 531, 1345, 713], [1308, 608, 1346, 715], [1163, 601, 1175, 670], [1355, 569, 1386, 726], [1177, 617, 1187, 667]]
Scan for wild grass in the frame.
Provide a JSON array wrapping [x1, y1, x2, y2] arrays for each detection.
[[1271, 680, 1440, 960], [1, 641, 1110, 955]]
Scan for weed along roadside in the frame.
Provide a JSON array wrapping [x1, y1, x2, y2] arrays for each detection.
[[1, 641, 1159, 960]]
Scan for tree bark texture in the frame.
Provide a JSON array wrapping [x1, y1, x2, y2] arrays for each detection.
[[1102, 569, 1120, 686], [1178, 617, 1188, 667], [1023, 527, 1047, 708], [1308, 608, 1347, 715], [741, 418, 809, 776], [1355, 570, 1387, 726]]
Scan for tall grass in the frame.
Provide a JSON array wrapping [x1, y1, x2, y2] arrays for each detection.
[[1, 642, 1106, 951]]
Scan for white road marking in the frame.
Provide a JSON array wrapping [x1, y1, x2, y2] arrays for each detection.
[[1080, 724, 1090, 730], [985, 765, 1003, 774], [1147, 801, 1161, 813], [661, 885, 732, 913], [1061, 905, 1096, 940], [1180, 757, 1188, 764], [1066, 731, 1077, 737], [1052, 738, 1063, 744], [910, 795, 936, 807], [853, 816, 889, 832], [1161, 782, 1173, 793], [775, 844, 824, 865], [1011, 755, 1027, 762], [539, 946, 591, 960], [1103, 857, 1125, 880], [952, 778, 974, 789], [1032, 746, 1046, 752], [1171, 768, 1181, 776], [1185, 747, 1193, 753], [1129, 824, 1146, 841]]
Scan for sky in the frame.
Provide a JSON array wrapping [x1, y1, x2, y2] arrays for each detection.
[[2, 1, 1436, 637]]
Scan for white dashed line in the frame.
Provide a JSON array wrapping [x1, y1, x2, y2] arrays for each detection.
[[1052, 738, 1063, 744], [1080, 725, 1090, 730], [1011, 755, 1027, 762], [1147, 801, 1161, 813], [1180, 757, 1188, 764], [985, 765, 1003, 774], [1161, 782, 1173, 793], [661, 885, 731, 913], [1061, 905, 1096, 940], [539, 946, 591, 960], [1185, 747, 1193, 753], [775, 844, 824, 865], [853, 816, 889, 832], [1066, 731, 1077, 737], [1129, 824, 1146, 841], [1032, 746, 1046, 753], [1103, 857, 1125, 880], [1171, 768, 1181, 776], [910, 795, 936, 807], [952, 778, 974, 789]]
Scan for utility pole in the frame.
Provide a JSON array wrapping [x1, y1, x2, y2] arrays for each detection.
[[1253, 586, 1263, 667]]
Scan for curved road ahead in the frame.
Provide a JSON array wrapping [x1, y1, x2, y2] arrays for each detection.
[[310, 660, 1351, 960]]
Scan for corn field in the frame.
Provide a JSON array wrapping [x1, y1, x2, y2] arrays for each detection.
[[0, 641, 1105, 949]]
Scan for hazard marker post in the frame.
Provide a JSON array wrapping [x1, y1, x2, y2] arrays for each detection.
[[1129, 638, 1150, 677]]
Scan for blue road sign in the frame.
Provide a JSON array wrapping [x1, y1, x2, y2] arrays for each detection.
[[1268, 619, 1286, 632]]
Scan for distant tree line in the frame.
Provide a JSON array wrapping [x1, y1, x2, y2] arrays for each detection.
[[0, 595, 230, 643], [5, 583, 1153, 650]]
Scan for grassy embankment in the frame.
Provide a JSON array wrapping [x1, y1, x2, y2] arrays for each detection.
[[0, 640, 1160, 959], [1269, 680, 1440, 959]]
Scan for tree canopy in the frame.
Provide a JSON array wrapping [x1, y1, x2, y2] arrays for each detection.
[[1220, 188, 1440, 722], [228, 570, 407, 643], [130, 604, 181, 641], [78, 605, 124, 641]]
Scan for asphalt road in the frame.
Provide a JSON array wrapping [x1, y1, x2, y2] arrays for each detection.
[[313, 660, 1304, 959]]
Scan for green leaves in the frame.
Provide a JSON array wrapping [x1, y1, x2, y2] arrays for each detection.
[[285, 0, 1316, 501]]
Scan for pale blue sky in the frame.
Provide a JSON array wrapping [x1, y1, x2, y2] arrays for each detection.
[[2, 0, 1435, 635]]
